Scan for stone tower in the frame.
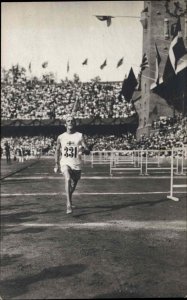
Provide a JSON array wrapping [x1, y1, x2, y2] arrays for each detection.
[[134, 0, 187, 139]]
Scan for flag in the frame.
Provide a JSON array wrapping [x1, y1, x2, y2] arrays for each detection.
[[100, 59, 107, 70], [140, 53, 149, 72], [142, 7, 148, 13], [163, 17, 187, 82], [28, 62, 32, 73], [117, 57, 124, 68], [42, 61, 48, 68], [95, 15, 114, 27], [82, 58, 88, 65], [121, 67, 138, 102], [155, 43, 161, 85], [67, 61, 69, 73]]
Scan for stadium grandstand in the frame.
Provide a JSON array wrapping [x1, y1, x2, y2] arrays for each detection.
[[1, 63, 186, 159]]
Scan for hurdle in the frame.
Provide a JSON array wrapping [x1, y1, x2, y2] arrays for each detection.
[[167, 147, 187, 201], [144, 149, 178, 175], [82, 153, 92, 164], [174, 146, 187, 175], [110, 150, 143, 176], [91, 151, 112, 167]]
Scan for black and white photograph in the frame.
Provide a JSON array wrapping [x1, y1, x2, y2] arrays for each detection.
[[1, 1, 187, 299]]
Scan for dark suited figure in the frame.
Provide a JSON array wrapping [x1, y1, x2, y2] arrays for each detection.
[[5, 142, 11, 163]]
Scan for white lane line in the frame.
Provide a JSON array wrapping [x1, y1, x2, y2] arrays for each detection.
[[3, 176, 187, 180], [1, 191, 186, 197], [4, 220, 186, 231]]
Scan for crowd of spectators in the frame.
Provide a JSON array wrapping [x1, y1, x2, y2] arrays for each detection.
[[1, 115, 186, 160], [152, 114, 183, 131], [1, 65, 135, 120], [1, 65, 186, 161], [88, 116, 186, 151]]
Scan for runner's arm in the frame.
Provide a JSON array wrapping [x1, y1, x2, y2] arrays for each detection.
[[54, 137, 61, 169], [81, 135, 91, 155]]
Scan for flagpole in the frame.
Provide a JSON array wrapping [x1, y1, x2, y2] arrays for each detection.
[[94, 15, 140, 18], [113, 15, 140, 18], [72, 98, 79, 116], [28, 62, 33, 85]]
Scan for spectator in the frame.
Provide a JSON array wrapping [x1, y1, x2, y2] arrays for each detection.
[[4, 141, 11, 163]]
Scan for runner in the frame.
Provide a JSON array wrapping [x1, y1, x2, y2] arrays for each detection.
[[54, 115, 91, 214]]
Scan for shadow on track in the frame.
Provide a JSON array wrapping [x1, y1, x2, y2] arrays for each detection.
[[1, 254, 23, 267], [73, 198, 170, 218], [0, 264, 87, 298]]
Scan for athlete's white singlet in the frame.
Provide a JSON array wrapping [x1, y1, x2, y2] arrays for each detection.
[[58, 132, 83, 170]]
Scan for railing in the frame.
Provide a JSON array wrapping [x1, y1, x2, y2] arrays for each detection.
[[167, 146, 187, 201], [110, 150, 143, 176], [89, 146, 187, 177], [91, 151, 113, 167]]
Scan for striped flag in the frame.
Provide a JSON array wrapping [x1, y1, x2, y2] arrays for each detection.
[[163, 17, 187, 82], [140, 53, 149, 72], [117, 57, 124, 68], [100, 59, 107, 70], [155, 43, 161, 85], [95, 15, 114, 27]]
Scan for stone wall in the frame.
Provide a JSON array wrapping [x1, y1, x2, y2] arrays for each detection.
[[136, 0, 187, 139]]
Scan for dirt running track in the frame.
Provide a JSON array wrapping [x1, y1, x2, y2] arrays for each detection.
[[0, 158, 187, 299]]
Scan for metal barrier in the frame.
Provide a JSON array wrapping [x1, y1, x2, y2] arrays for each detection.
[[144, 149, 175, 175], [90, 146, 187, 177], [82, 153, 92, 163], [144, 148, 187, 176], [110, 150, 143, 176], [167, 146, 187, 201], [91, 151, 112, 167]]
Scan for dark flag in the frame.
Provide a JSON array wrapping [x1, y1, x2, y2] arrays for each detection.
[[117, 57, 124, 68], [163, 17, 187, 82], [140, 53, 149, 72], [67, 61, 70, 73], [121, 67, 138, 102], [142, 7, 148, 13], [82, 58, 88, 65], [95, 15, 114, 27], [155, 43, 161, 85], [42, 61, 48, 68], [100, 59, 107, 70]]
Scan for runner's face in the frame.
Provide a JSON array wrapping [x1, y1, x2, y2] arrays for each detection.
[[66, 118, 75, 130]]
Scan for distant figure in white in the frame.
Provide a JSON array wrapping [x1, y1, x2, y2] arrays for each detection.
[[54, 115, 91, 214]]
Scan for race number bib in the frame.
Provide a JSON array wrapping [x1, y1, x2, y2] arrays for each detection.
[[63, 146, 78, 158]]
